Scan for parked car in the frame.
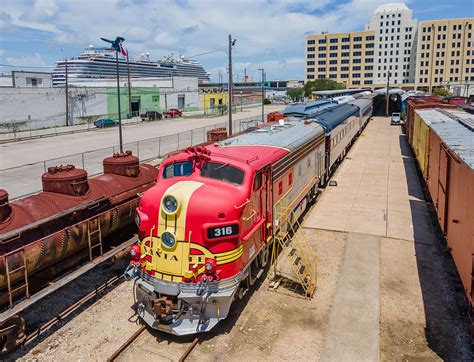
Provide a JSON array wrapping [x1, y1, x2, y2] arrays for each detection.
[[140, 111, 163, 121], [390, 112, 401, 125], [94, 118, 118, 128], [163, 108, 183, 118]]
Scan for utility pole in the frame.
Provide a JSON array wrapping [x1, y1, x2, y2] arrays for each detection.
[[127, 53, 132, 118], [228, 35, 236, 136], [244, 68, 247, 83], [115, 50, 124, 152], [385, 71, 390, 117], [65, 58, 69, 127], [259, 68, 265, 123], [240, 91, 243, 111]]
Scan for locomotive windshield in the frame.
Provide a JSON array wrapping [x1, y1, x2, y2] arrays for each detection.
[[163, 161, 193, 178], [201, 162, 244, 185]]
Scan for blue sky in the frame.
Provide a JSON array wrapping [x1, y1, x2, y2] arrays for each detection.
[[0, 0, 472, 82]]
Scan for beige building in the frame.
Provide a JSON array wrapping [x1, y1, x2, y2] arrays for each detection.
[[305, 30, 376, 88], [415, 18, 474, 93]]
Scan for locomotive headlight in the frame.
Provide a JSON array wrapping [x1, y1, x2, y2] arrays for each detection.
[[161, 231, 176, 249], [162, 195, 179, 215]]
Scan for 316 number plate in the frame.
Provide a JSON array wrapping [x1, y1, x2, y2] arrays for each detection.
[[207, 224, 239, 239]]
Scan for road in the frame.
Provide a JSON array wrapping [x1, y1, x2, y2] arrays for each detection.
[[0, 105, 283, 198]]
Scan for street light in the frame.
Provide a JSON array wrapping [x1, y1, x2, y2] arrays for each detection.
[[228, 35, 236, 136], [101, 36, 127, 152], [258, 68, 265, 123]]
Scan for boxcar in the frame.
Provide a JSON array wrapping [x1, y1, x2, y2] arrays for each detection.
[[425, 110, 474, 325]]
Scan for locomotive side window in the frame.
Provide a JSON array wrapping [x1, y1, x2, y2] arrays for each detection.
[[163, 161, 193, 178], [201, 162, 244, 185], [253, 172, 262, 191]]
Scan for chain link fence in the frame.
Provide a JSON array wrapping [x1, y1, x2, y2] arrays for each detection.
[[1, 115, 264, 199]]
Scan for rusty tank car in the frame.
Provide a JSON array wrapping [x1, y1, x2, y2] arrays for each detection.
[[0, 151, 158, 353]]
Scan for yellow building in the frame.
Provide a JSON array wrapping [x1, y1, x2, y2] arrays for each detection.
[[200, 91, 227, 112], [416, 18, 474, 92], [305, 30, 376, 88]]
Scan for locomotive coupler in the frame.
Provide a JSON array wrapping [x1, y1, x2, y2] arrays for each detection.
[[153, 296, 173, 320]]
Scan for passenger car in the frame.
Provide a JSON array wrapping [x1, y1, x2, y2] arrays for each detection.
[[94, 118, 117, 128]]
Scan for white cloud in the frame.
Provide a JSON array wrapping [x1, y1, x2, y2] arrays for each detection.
[[20, 0, 59, 22], [1, 0, 409, 80], [0, 49, 5, 56], [6, 53, 47, 67]]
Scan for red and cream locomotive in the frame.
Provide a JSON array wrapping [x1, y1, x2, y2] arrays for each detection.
[[126, 98, 375, 335]]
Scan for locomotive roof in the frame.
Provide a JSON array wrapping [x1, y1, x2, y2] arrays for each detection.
[[282, 99, 336, 117], [418, 108, 474, 169], [305, 103, 360, 132], [218, 120, 324, 152], [348, 98, 372, 110]]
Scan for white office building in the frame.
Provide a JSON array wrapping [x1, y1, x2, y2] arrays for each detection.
[[365, 3, 417, 85]]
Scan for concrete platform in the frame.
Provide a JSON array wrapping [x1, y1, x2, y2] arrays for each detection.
[[304, 117, 434, 243]]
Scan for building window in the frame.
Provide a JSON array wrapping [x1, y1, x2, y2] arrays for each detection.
[[318, 67, 326, 72], [318, 46, 326, 51], [319, 39, 326, 44], [366, 58, 374, 63], [307, 39, 315, 45], [329, 53, 337, 57], [318, 75, 325, 79], [329, 74, 337, 78], [342, 45, 350, 49], [354, 44, 362, 49], [342, 37, 350, 42], [330, 38, 338, 43], [329, 60, 337, 64], [330, 45, 338, 50], [307, 47, 315, 52], [365, 50, 374, 55], [352, 66, 361, 70], [353, 74, 361, 78], [366, 36, 375, 41], [329, 67, 337, 71], [365, 65, 373, 70], [353, 59, 361, 63], [353, 51, 361, 56], [307, 68, 315, 73], [341, 52, 349, 57], [307, 74, 314, 79], [353, 80, 361, 85], [318, 60, 326, 65], [307, 61, 315, 65], [354, 36, 362, 41], [341, 59, 349, 64], [366, 43, 374, 48], [341, 74, 349, 78], [341, 66, 349, 71]]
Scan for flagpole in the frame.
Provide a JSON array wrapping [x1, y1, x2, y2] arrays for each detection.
[[115, 50, 123, 153], [127, 53, 132, 119]]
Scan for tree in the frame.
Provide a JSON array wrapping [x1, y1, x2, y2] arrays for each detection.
[[286, 87, 304, 101], [303, 79, 346, 97], [263, 98, 272, 105], [431, 87, 453, 97], [0, 120, 28, 139]]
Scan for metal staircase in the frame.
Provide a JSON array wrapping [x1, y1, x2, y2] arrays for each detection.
[[269, 206, 317, 299]]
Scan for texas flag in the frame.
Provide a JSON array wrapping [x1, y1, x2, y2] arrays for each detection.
[[119, 39, 127, 57]]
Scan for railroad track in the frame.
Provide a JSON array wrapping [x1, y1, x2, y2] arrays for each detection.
[[107, 325, 200, 362]]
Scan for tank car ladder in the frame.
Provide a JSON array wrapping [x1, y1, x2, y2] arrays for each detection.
[[4, 249, 30, 307], [269, 206, 318, 299], [87, 217, 103, 261]]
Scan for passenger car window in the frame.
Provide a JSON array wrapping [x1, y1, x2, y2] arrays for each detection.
[[201, 162, 244, 185], [163, 161, 193, 178]]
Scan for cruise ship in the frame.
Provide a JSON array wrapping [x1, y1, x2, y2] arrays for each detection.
[[52, 45, 211, 86]]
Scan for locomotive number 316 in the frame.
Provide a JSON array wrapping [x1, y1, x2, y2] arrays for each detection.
[[207, 224, 239, 239]]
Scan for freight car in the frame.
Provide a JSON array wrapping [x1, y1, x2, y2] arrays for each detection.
[[409, 108, 474, 338], [0, 151, 158, 354], [125, 99, 375, 335]]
